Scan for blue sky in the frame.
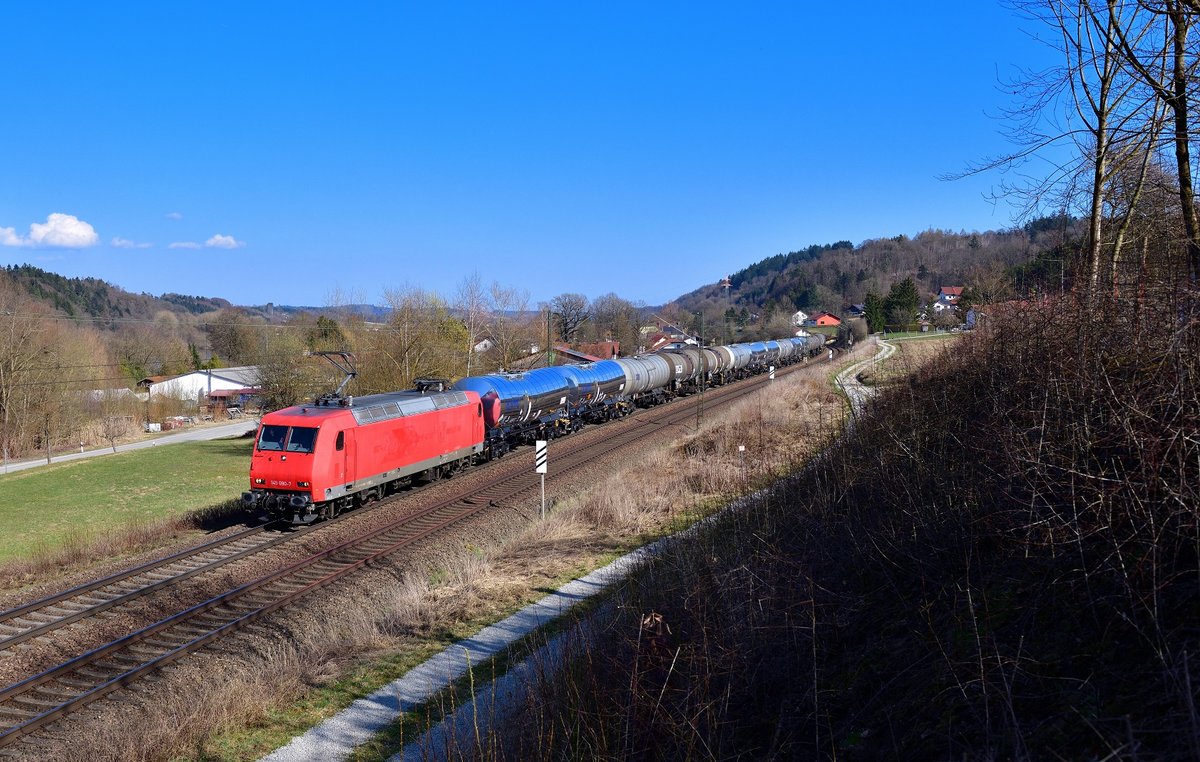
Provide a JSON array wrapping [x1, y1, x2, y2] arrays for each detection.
[[0, 3, 1057, 308]]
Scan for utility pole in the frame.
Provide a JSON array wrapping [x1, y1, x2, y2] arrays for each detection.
[[695, 312, 704, 431]]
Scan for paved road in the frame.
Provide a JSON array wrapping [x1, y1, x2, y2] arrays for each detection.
[[1, 419, 260, 475]]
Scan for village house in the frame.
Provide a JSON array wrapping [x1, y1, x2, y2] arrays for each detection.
[[805, 311, 841, 327], [933, 286, 964, 313]]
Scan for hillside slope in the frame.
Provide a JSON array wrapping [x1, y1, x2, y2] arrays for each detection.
[[1, 264, 233, 323], [672, 215, 1078, 320]]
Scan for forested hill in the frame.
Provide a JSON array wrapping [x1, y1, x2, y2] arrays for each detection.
[[673, 216, 1079, 319], [1, 264, 234, 323]]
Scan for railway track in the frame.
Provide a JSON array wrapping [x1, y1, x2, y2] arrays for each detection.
[[0, 524, 295, 652], [0, 362, 801, 749]]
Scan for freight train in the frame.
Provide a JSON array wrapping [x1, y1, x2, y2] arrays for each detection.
[[243, 335, 826, 524]]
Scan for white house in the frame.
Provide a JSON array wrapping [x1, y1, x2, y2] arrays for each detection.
[[790, 309, 808, 326], [143, 366, 260, 403]]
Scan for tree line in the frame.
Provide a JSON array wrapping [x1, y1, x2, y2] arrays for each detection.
[[0, 270, 654, 461]]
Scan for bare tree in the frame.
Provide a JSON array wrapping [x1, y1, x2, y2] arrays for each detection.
[[590, 293, 645, 353], [488, 282, 533, 371], [550, 293, 590, 342], [98, 390, 134, 453], [369, 286, 464, 390], [454, 271, 489, 377], [254, 331, 315, 412], [1052, 0, 1156, 295], [1109, 0, 1200, 282]]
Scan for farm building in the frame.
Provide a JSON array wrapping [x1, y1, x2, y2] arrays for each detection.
[[139, 366, 260, 404]]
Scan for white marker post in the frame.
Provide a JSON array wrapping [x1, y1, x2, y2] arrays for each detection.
[[768, 365, 775, 380], [738, 444, 746, 480], [535, 439, 548, 519]]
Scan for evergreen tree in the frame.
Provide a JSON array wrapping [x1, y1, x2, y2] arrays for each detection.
[[883, 277, 920, 330], [864, 292, 885, 333]]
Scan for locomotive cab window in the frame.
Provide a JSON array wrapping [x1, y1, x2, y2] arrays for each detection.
[[336, 431, 345, 451], [257, 425, 318, 454], [286, 426, 318, 453], [257, 425, 288, 451]]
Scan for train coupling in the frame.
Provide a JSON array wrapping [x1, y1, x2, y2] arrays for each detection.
[[289, 495, 318, 525]]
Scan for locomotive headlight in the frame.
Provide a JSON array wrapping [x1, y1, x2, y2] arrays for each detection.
[[298, 481, 310, 488], [254, 478, 265, 485]]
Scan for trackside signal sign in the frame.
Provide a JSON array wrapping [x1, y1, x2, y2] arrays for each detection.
[[535, 439, 548, 474]]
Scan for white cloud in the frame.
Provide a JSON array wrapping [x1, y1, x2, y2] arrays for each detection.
[[1, 213, 99, 248], [112, 236, 153, 249], [169, 241, 202, 250], [165, 211, 183, 220], [29, 213, 99, 247], [205, 233, 244, 249]]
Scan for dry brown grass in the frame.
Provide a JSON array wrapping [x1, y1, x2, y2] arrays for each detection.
[[481, 291, 1200, 760]]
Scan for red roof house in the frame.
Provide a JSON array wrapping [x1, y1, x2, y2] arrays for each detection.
[[807, 311, 842, 327]]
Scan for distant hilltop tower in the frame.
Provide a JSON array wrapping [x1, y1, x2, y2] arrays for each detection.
[[721, 275, 732, 343]]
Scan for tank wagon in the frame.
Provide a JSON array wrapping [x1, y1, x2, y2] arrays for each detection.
[[246, 334, 828, 523]]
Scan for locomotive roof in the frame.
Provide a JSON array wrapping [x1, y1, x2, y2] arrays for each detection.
[[348, 389, 472, 426], [268, 389, 472, 427]]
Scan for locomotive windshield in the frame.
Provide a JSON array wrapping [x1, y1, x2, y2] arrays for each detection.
[[256, 425, 318, 453], [286, 426, 318, 453]]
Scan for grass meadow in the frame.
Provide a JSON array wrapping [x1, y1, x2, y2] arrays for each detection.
[[0, 437, 252, 574]]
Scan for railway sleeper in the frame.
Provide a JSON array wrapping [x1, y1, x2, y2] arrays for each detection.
[[0, 704, 40, 720], [25, 685, 78, 702], [55, 676, 104, 691], [165, 625, 214, 639], [42, 604, 83, 616], [8, 695, 63, 712], [268, 583, 307, 596], [100, 655, 149, 671], [222, 600, 270, 613], [69, 667, 119, 681], [15, 613, 55, 625]]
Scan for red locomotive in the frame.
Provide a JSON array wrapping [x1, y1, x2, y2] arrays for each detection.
[[243, 386, 484, 523]]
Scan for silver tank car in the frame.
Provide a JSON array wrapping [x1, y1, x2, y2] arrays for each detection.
[[746, 342, 769, 366], [727, 343, 753, 370], [453, 367, 569, 427], [614, 354, 671, 395], [657, 350, 696, 386], [678, 347, 709, 378], [776, 339, 795, 362], [556, 361, 626, 407], [763, 340, 782, 364]]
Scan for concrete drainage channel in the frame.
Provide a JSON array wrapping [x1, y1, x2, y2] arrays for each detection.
[[260, 542, 655, 762], [260, 342, 892, 762]]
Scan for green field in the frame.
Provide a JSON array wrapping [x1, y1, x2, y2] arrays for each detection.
[[0, 437, 253, 563]]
